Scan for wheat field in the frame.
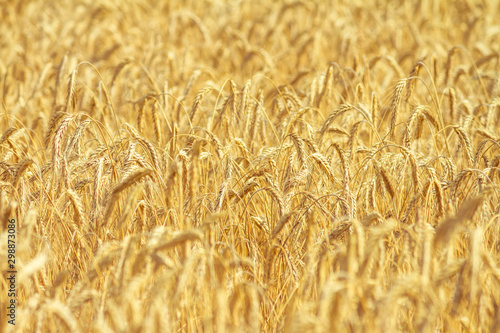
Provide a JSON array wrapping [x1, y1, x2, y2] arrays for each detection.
[[1, 0, 500, 332]]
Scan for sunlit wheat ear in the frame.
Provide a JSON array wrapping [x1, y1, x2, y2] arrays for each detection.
[[406, 60, 422, 102], [64, 119, 91, 158], [401, 148, 420, 193], [248, 90, 262, 144], [232, 137, 250, 160], [432, 179, 444, 219], [315, 65, 334, 107], [375, 163, 395, 199], [347, 121, 361, 161], [151, 100, 161, 143], [453, 126, 473, 166], [371, 92, 379, 127], [124, 123, 161, 171], [434, 193, 486, 248], [0, 127, 18, 146], [240, 79, 251, 115], [447, 87, 456, 122], [102, 168, 152, 227], [444, 47, 457, 86], [190, 87, 211, 121], [53, 53, 68, 106], [473, 139, 490, 168], [318, 104, 354, 141], [355, 82, 364, 102], [271, 211, 295, 239], [388, 79, 407, 140], [90, 158, 104, 224], [137, 98, 147, 133], [489, 155, 500, 180], [11, 158, 33, 188], [310, 152, 338, 186], [204, 130, 225, 160], [263, 186, 285, 217], [44, 111, 67, 147], [289, 134, 306, 167], [65, 69, 78, 110], [52, 114, 73, 177], [332, 143, 349, 187], [302, 138, 319, 154], [66, 189, 87, 229]]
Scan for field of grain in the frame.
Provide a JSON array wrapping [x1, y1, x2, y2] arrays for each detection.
[[1, 0, 500, 332]]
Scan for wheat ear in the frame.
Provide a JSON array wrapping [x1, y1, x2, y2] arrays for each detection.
[[102, 168, 152, 227]]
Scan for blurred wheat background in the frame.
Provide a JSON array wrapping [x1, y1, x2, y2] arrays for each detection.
[[1, 0, 500, 332]]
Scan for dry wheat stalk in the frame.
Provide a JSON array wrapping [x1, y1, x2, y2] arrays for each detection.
[[12, 158, 33, 188], [137, 98, 147, 133]]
